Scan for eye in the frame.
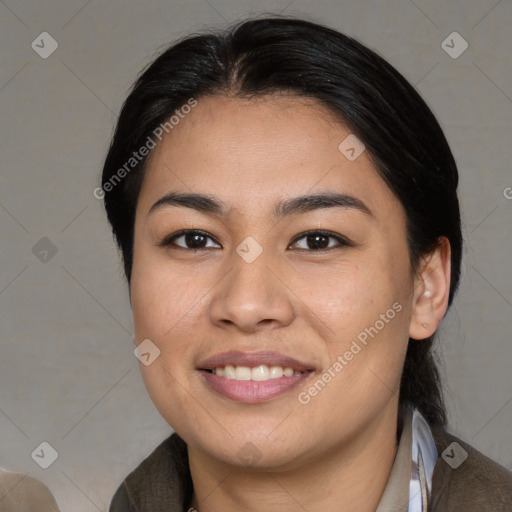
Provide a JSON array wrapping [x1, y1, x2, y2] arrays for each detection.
[[157, 229, 353, 252], [288, 230, 353, 251], [157, 229, 221, 250]]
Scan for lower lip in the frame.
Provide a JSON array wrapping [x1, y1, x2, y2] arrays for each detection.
[[198, 370, 313, 403]]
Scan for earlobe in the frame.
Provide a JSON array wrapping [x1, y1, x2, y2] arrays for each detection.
[[409, 237, 451, 340]]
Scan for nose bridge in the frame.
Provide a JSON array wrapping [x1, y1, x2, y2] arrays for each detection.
[[227, 242, 277, 305], [208, 238, 295, 331], [227, 231, 275, 292]]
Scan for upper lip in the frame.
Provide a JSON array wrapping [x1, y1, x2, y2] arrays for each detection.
[[197, 350, 315, 372]]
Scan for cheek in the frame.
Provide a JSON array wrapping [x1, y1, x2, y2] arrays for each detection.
[[131, 248, 204, 340], [294, 251, 411, 386], [130, 252, 206, 427], [294, 255, 402, 332]]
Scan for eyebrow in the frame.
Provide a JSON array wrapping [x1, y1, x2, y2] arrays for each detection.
[[148, 191, 373, 220]]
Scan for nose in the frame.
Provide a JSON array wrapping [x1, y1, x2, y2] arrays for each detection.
[[208, 248, 296, 333]]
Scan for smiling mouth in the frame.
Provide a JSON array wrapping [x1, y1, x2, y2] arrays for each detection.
[[198, 367, 313, 403], [196, 350, 315, 402]]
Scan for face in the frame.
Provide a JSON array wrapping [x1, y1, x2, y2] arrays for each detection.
[[130, 94, 417, 469]]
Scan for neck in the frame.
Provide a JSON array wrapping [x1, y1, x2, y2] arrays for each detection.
[[186, 403, 400, 512]]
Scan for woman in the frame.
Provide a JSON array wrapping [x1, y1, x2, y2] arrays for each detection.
[[101, 16, 512, 511]]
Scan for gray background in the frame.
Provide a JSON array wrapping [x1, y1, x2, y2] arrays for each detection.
[[1, 0, 511, 510]]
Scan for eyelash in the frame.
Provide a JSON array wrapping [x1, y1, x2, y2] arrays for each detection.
[[156, 229, 354, 252]]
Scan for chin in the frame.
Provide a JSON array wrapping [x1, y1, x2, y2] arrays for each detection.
[[183, 425, 304, 467]]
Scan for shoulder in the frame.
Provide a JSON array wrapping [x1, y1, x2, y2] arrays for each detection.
[[109, 482, 135, 512], [109, 432, 192, 512], [429, 427, 512, 512], [0, 470, 60, 511]]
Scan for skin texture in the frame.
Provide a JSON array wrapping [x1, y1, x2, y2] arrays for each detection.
[[130, 94, 451, 512]]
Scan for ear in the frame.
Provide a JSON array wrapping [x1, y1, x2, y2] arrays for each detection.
[[409, 237, 451, 340]]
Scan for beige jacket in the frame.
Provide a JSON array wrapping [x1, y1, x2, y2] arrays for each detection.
[[0, 471, 60, 511]]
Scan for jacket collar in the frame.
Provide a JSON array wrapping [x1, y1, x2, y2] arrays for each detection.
[[376, 406, 438, 512]]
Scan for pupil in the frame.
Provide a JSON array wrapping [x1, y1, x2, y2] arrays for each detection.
[[309, 234, 328, 249], [186, 233, 205, 248]]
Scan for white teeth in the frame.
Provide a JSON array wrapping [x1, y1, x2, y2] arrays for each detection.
[[252, 365, 269, 381], [211, 364, 302, 381], [269, 366, 284, 379], [235, 366, 252, 380], [223, 365, 235, 379]]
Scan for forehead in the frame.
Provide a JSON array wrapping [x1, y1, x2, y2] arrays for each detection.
[[139, 94, 404, 223]]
